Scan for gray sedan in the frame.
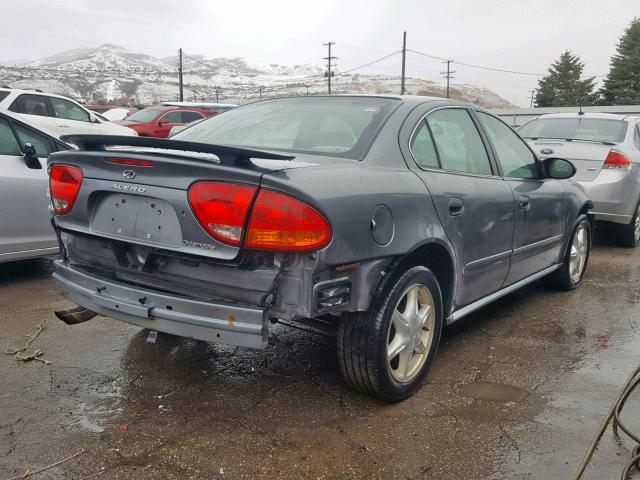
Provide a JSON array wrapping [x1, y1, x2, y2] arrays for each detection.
[[49, 96, 592, 401], [520, 112, 640, 246], [0, 110, 70, 262]]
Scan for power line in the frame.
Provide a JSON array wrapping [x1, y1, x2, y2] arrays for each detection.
[[339, 50, 400, 75]]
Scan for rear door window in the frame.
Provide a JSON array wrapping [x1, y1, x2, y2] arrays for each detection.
[[410, 120, 439, 169], [49, 98, 90, 122], [181, 111, 204, 123], [426, 108, 492, 175], [0, 91, 9, 102], [0, 118, 21, 155], [9, 94, 50, 117], [476, 112, 540, 179]]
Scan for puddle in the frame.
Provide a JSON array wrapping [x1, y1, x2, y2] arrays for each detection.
[[462, 382, 529, 403]]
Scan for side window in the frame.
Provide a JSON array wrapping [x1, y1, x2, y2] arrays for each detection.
[[14, 124, 53, 156], [0, 118, 21, 155], [9, 94, 49, 117], [426, 109, 492, 175], [181, 111, 204, 123], [635, 124, 640, 150], [0, 91, 9, 102], [476, 112, 540, 179], [50, 98, 90, 122], [161, 111, 183, 124], [410, 120, 439, 168]]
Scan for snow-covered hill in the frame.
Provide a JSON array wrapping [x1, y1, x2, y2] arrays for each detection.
[[0, 44, 514, 108]]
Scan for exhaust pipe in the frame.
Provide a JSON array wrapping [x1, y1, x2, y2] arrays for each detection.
[[55, 305, 98, 325]]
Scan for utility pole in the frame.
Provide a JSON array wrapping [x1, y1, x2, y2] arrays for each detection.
[[178, 48, 184, 102], [259, 86, 263, 100], [215, 87, 220, 103], [400, 31, 407, 95], [305, 85, 310, 95], [528, 89, 537, 108], [441, 59, 455, 99], [323, 42, 336, 95]]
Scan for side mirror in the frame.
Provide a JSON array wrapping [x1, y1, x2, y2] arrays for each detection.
[[157, 118, 169, 126], [22, 143, 42, 170], [89, 113, 101, 124], [544, 158, 575, 179]]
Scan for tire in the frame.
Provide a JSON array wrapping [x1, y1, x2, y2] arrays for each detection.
[[617, 202, 640, 248], [544, 214, 591, 290], [337, 266, 443, 402]]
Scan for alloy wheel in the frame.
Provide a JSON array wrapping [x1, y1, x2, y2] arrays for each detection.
[[387, 284, 436, 383], [569, 224, 589, 283]]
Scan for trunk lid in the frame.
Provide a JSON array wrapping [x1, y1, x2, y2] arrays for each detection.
[[526, 139, 613, 182], [49, 135, 318, 261]]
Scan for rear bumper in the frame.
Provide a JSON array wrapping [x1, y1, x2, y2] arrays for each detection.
[[52, 260, 268, 349], [577, 170, 640, 225]]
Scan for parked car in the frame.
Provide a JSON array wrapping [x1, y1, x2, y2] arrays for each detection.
[[49, 96, 592, 401], [115, 106, 211, 138], [0, 88, 137, 136], [161, 101, 238, 116], [519, 113, 640, 246], [0, 110, 71, 262]]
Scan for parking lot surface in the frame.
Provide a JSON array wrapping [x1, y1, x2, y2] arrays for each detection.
[[1, 233, 639, 479]]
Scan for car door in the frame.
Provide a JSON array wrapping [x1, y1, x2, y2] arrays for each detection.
[[7, 93, 60, 134], [475, 111, 567, 284], [156, 110, 185, 138], [48, 97, 94, 135], [0, 117, 58, 259], [408, 107, 515, 308]]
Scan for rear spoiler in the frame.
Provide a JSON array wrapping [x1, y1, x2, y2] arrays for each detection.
[[60, 134, 295, 165]]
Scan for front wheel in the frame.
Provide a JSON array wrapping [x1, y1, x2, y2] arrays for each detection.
[[544, 215, 591, 290], [337, 266, 443, 402]]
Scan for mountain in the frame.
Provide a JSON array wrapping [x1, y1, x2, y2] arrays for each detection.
[[0, 44, 514, 108]]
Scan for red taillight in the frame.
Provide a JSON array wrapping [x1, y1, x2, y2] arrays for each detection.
[[50, 165, 83, 215], [106, 157, 155, 167], [188, 182, 257, 246], [246, 190, 332, 251], [603, 150, 631, 169]]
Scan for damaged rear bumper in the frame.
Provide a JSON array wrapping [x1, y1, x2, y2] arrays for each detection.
[[52, 260, 268, 349]]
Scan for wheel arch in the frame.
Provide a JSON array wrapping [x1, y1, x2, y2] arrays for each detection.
[[377, 240, 456, 318]]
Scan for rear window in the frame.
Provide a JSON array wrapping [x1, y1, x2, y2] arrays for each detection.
[[0, 91, 9, 102], [518, 117, 628, 143], [172, 97, 399, 159], [125, 108, 163, 123]]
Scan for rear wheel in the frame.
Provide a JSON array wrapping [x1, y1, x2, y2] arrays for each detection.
[[617, 203, 640, 248], [337, 266, 443, 402], [544, 215, 591, 290]]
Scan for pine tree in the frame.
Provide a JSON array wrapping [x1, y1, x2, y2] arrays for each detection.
[[535, 51, 596, 107], [600, 18, 640, 105]]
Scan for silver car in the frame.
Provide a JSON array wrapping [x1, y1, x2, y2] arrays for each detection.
[[0, 109, 70, 262], [519, 113, 640, 246]]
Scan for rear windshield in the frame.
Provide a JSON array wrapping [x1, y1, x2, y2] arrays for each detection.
[[518, 117, 628, 143], [125, 108, 163, 123], [172, 97, 399, 159]]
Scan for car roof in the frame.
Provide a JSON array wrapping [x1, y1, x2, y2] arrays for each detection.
[[531, 112, 639, 121], [0, 87, 83, 103]]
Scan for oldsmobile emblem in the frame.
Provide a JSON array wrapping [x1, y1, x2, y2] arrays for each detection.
[[123, 169, 136, 179]]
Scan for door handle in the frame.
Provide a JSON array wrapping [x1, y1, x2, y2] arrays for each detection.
[[59, 124, 69, 128], [449, 197, 464, 216], [519, 195, 531, 211]]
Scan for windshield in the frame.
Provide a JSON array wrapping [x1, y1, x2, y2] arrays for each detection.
[[172, 96, 399, 159], [125, 107, 163, 123], [518, 117, 628, 143]]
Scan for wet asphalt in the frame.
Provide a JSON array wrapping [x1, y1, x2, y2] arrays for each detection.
[[1, 232, 639, 480]]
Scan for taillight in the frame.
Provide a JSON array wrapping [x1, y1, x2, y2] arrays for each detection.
[[246, 190, 332, 251], [188, 182, 257, 246], [49, 165, 83, 215], [603, 150, 631, 169]]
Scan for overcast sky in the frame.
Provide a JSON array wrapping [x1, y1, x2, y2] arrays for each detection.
[[2, 0, 638, 106]]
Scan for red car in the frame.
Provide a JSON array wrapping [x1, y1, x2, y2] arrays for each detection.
[[115, 106, 211, 138]]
